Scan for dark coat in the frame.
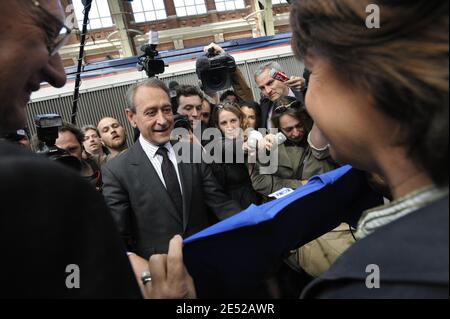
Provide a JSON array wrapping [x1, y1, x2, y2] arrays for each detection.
[[210, 138, 261, 209], [102, 140, 241, 259], [302, 196, 449, 299], [0, 142, 141, 298]]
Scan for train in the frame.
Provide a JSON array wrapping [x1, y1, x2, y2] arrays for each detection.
[[27, 32, 305, 141]]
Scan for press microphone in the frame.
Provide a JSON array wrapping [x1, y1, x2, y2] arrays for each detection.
[[247, 130, 287, 158], [274, 132, 287, 145], [247, 129, 264, 149], [263, 132, 287, 157], [169, 81, 180, 98]]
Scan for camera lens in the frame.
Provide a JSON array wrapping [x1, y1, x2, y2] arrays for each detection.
[[205, 69, 231, 91]]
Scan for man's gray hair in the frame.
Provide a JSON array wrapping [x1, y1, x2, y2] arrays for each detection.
[[254, 61, 283, 79], [126, 78, 170, 113]]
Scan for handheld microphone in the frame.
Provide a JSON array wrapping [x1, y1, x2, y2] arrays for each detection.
[[274, 132, 287, 145], [247, 129, 264, 149], [169, 81, 180, 98], [263, 132, 287, 156], [248, 131, 286, 150]]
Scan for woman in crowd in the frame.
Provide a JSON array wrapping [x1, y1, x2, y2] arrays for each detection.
[[210, 102, 262, 209], [289, 0, 449, 298], [240, 101, 261, 131]]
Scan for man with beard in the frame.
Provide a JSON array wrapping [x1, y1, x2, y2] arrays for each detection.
[[97, 117, 128, 157], [82, 125, 105, 157]]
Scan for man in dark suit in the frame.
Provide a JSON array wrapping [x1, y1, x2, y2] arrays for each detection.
[[102, 79, 241, 259], [254, 61, 305, 129]]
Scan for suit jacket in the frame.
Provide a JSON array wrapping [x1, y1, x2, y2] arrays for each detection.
[[102, 140, 241, 259], [260, 89, 304, 129], [302, 196, 449, 299], [0, 142, 141, 298]]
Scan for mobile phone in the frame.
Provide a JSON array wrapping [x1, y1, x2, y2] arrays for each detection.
[[269, 69, 290, 82]]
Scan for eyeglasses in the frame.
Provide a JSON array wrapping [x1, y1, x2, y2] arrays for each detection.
[[274, 100, 298, 114], [31, 0, 72, 56]]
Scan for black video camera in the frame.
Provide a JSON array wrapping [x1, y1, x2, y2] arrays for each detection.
[[0, 128, 29, 143], [196, 49, 236, 93], [137, 31, 166, 78], [173, 114, 192, 131], [34, 114, 81, 172], [171, 114, 193, 143]]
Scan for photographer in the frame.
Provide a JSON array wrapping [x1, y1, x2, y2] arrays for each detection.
[[172, 113, 202, 146], [55, 123, 103, 192], [0, 128, 31, 150], [176, 85, 215, 146], [201, 43, 254, 103], [176, 85, 203, 130]]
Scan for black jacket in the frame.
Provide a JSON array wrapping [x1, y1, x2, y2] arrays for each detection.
[[102, 141, 241, 259], [0, 142, 141, 298], [302, 196, 449, 299], [210, 138, 261, 209]]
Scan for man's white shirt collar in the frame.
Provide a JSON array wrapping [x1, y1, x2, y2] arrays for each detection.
[[139, 135, 172, 158]]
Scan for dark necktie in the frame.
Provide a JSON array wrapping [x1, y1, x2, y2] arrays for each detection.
[[156, 147, 183, 219]]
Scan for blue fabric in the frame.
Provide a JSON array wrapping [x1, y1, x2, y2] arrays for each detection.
[[183, 166, 383, 298], [184, 165, 353, 244]]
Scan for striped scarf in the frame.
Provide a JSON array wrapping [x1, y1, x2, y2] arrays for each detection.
[[356, 185, 449, 240]]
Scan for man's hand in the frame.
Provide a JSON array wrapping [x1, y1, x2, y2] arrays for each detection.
[[128, 253, 152, 298], [145, 235, 197, 299], [127, 235, 196, 299], [204, 42, 225, 55], [285, 76, 306, 91], [260, 134, 275, 151]]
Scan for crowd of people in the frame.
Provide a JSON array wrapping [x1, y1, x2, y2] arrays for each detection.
[[0, 0, 447, 299]]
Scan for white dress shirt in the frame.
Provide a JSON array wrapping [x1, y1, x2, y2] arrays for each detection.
[[139, 136, 183, 194]]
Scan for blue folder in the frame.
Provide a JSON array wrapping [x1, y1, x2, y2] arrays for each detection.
[[183, 166, 383, 298]]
